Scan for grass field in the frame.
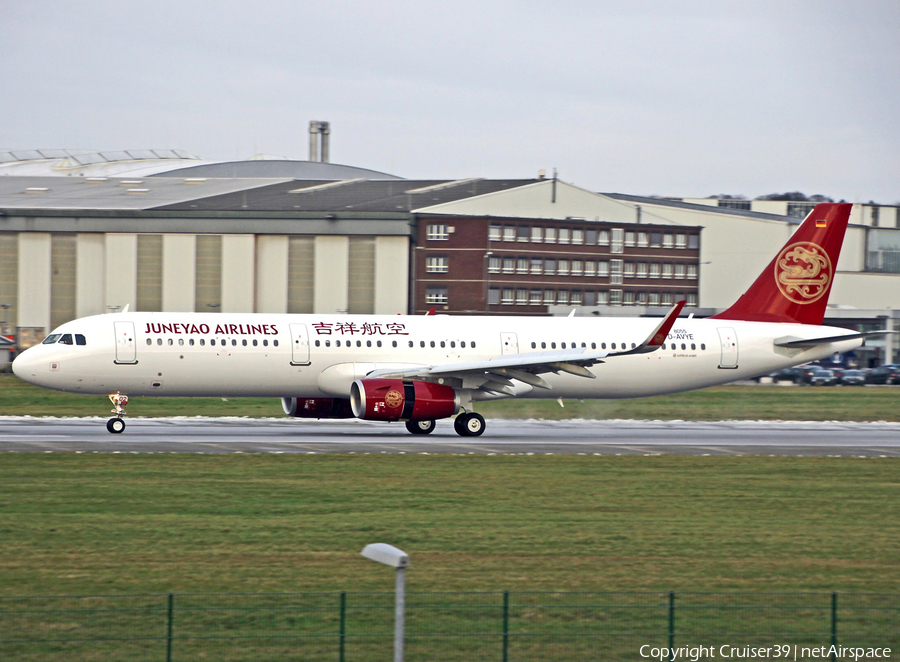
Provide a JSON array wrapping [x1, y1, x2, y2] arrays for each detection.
[[1, 454, 897, 597], [2, 374, 899, 421]]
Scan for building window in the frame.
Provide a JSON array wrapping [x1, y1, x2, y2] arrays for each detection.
[[488, 256, 501, 274], [501, 288, 514, 304], [502, 258, 515, 274], [544, 289, 556, 304], [635, 291, 647, 305], [687, 264, 698, 279], [663, 234, 674, 249], [571, 291, 583, 305], [517, 226, 530, 242], [425, 286, 448, 304], [637, 262, 648, 278], [531, 227, 543, 242], [489, 225, 502, 241], [611, 228, 624, 254], [624, 262, 635, 278], [650, 232, 662, 248], [586, 229, 598, 244], [623, 291, 635, 306], [544, 227, 557, 243], [787, 202, 816, 219], [517, 258, 528, 274], [662, 293, 673, 305], [688, 235, 700, 250], [426, 256, 448, 273], [598, 230, 610, 246], [584, 261, 596, 277], [598, 261, 609, 277], [558, 228, 570, 244], [675, 264, 686, 279], [557, 290, 569, 305], [571, 260, 583, 276], [572, 229, 584, 245], [488, 288, 500, 305], [610, 259, 623, 285], [530, 258, 543, 274], [638, 232, 649, 248], [663, 264, 674, 279], [650, 263, 661, 278], [557, 259, 570, 276], [648, 292, 660, 305], [597, 290, 608, 305], [503, 226, 516, 242], [676, 234, 687, 249], [718, 199, 751, 210], [584, 291, 597, 306], [516, 289, 528, 305], [544, 259, 556, 275], [687, 293, 698, 307], [625, 231, 636, 247], [609, 289, 622, 306], [427, 224, 449, 240], [530, 290, 542, 305]]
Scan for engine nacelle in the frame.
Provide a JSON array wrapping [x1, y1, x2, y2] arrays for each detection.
[[281, 397, 354, 419], [350, 379, 459, 422]]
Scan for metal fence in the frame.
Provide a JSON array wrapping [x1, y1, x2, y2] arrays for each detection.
[[1, 591, 897, 661]]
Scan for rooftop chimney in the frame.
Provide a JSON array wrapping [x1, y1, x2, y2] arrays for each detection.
[[308, 121, 330, 162]]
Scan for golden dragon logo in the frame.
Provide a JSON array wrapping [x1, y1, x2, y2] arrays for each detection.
[[774, 242, 832, 304]]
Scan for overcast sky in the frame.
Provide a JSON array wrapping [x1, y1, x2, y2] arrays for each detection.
[[3, 1, 899, 203]]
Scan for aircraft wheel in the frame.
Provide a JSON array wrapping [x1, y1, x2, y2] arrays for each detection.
[[106, 417, 126, 434], [405, 419, 436, 435], [456, 413, 485, 437]]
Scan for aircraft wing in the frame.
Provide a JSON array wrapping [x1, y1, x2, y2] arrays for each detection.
[[367, 301, 685, 395]]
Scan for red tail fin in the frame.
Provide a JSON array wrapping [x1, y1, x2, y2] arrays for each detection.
[[712, 203, 852, 325]]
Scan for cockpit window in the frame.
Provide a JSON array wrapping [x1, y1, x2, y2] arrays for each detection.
[[75, 334, 86, 346], [42, 334, 62, 344], [58, 334, 74, 345]]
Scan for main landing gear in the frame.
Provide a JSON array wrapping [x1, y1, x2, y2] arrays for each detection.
[[403, 412, 486, 436], [106, 392, 128, 434]]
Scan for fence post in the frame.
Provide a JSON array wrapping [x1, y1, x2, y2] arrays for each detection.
[[668, 591, 675, 662], [502, 591, 510, 662], [339, 592, 346, 662], [166, 593, 174, 662], [831, 592, 838, 662]]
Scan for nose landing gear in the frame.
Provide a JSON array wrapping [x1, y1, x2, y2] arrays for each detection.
[[107, 393, 128, 434]]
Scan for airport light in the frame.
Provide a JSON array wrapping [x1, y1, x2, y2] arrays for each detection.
[[361, 543, 410, 662]]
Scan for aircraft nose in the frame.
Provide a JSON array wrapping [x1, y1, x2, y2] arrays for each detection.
[[12, 348, 39, 383]]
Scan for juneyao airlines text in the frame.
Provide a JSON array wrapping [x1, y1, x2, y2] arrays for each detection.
[[144, 323, 279, 336], [640, 645, 891, 661]]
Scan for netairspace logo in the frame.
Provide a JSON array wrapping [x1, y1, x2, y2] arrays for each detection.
[[640, 645, 892, 661]]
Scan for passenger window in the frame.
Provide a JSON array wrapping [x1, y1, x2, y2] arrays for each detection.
[[253, 339, 258, 346], [450, 341, 456, 348], [168, 339, 173, 346], [367, 340, 372, 347], [242, 339, 247, 346], [691, 343, 696, 350], [408, 341, 414, 348], [179, 339, 185, 346], [632, 343, 636, 349], [189, 339, 195, 346], [471, 341, 476, 348], [59, 334, 74, 345], [551, 342, 557, 349], [601, 343, 607, 349], [263, 339, 269, 347], [325, 340, 331, 347], [430, 341, 435, 348], [681, 343, 686, 350], [357, 340, 362, 347], [157, 338, 162, 346], [146, 338, 152, 346], [392, 341, 397, 348], [42, 334, 62, 344], [232, 339, 237, 346], [336, 340, 341, 347], [420, 341, 425, 348], [591, 343, 596, 349], [75, 334, 86, 346], [273, 340, 279, 347], [200, 339, 205, 346], [701, 343, 706, 350], [377, 341, 382, 347], [211, 339, 217, 346], [315, 340, 320, 347], [461, 341, 466, 349], [440, 341, 445, 348]]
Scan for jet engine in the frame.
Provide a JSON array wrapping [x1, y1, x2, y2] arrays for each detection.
[[350, 379, 459, 421], [281, 397, 354, 419]]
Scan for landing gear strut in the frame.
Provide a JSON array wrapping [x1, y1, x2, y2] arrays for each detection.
[[107, 392, 128, 434], [454, 412, 485, 437]]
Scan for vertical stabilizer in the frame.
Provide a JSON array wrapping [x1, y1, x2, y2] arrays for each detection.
[[711, 203, 852, 325]]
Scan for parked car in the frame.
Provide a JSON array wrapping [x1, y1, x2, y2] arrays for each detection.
[[809, 369, 836, 386], [772, 367, 804, 384], [798, 366, 832, 385], [839, 370, 866, 386], [866, 364, 900, 385]]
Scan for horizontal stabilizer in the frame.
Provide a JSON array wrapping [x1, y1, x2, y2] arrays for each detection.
[[773, 330, 893, 348]]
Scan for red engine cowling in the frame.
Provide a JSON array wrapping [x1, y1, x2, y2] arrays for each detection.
[[350, 379, 459, 422], [281, 397, 354, 419]]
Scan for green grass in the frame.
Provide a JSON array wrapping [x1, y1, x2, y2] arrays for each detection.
[[2, 374, 899, 421], [1, 454, 897, 596]]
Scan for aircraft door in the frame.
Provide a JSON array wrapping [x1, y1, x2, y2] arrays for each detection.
[[500, 332, 518, 355], [716, 327, 738, 369], [114, 321, 137, 364], [290, 323, 311, 366]]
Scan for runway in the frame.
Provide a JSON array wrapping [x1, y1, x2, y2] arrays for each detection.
[[1, 417, 899, 456]]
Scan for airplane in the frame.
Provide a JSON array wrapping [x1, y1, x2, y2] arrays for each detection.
[[13, 203, 874, 437]]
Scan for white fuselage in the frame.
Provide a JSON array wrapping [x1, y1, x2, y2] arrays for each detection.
[[12, 312, 861, 401]]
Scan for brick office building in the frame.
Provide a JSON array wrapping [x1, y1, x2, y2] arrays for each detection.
[[414, 214, 701, 315]]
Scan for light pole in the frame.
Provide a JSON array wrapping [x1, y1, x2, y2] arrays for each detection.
[[361, 543, 410, 662]]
